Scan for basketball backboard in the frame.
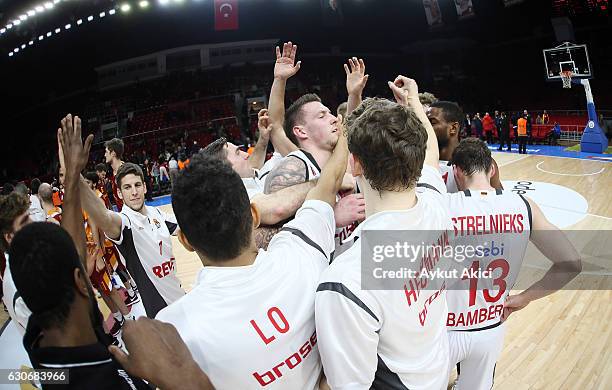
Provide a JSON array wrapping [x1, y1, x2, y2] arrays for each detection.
[[543, 43, 592, 80]]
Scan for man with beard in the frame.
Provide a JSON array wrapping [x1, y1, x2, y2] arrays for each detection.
[[427, 101, 503, 192]]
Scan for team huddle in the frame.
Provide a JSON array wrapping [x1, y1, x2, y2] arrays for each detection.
[[0, 42, 582, 390]]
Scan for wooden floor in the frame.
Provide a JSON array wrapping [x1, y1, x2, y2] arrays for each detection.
[[2, 152, 609, 389], [160, 152, 612, 390]]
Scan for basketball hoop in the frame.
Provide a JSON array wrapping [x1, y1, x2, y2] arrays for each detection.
[[560, 70, 573, 89]]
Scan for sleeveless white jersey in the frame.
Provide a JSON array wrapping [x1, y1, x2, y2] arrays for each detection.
[[316, 165, 456, 390], [444, 189, 532, 331], [439, 160, 458, 193], [286, 150, 358, 258]]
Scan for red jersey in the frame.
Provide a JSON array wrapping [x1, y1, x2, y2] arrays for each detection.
[[110, 173, 123, 211], [47, 206, 62, 223], [96, 180, 112, 209]]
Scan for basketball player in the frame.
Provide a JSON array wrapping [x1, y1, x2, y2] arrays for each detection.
[[0, 192, 33, 334], [427, 100, 503, 192], [63, 117, 184, 318], [83, 172, 135, 337], [38, 182, 62, 224], [443, 138, 582, 390], [315, 77, 454, 389], [157, 120, 348, 389], [263, 42, 366, 254], [95, 163, 113, 209], [155, 116, 348, 388], [105, 138, 125, 211]]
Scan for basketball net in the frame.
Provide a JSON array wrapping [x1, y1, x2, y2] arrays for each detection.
[[560, 70, 573, 89]]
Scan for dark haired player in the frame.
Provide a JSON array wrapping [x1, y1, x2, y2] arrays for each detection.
[[79, 137, 185, 318], [9, 116, 210, 389], [441, 138, 581, 390], [155, 113, 349, 389], [427, 101, 503, 192]]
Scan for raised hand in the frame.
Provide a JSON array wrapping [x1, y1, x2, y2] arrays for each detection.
[[274, 41, 301, 80], [344, 57, 369, 96], [257, 108, 272, 141], [58, 114, 94, 174], [387, 75, 419, 106]]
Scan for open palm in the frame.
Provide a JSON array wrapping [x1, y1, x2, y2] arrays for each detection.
[[345, 57, 369, 96], [274, 41, 301, 80]]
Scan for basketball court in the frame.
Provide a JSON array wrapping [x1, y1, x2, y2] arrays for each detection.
[[0, 153, 610, 390], [162, 151, 612, 389]]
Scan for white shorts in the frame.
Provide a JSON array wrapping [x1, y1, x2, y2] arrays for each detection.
[[447, 323, 506, 390]]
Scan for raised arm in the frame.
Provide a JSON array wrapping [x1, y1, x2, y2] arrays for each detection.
[[345, 57, 369, 115], [502, 198, 582, 321], [80, 177, 122, 241], [268, 42, 300, 156], [252, 180, 316, 225], [248, 109, 272, 170], [58, 114, 93, 261], [388, 75, 440, 169], [305, 115, 348, 206]]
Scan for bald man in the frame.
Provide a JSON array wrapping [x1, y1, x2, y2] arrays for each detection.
[[38, 183, 62, 224]]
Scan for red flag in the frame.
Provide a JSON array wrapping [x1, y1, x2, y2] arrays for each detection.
[[214, 0, 239, 31]]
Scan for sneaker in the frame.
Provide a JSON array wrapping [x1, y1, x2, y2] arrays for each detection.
[[124, 293, 141, 307], [110, 317, 125, 338]]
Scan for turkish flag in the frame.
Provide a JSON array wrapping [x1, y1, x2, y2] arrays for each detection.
[[214, 0, 239, 31]]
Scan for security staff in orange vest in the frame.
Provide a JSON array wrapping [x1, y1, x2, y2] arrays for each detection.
[[517, 115, 528, 154]]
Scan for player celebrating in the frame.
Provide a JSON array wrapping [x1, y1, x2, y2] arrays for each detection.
[[264, 42, 366, 254], [66, 116, 185, 318], [315, 77, 454, 389], [155, 114, 348, 389], [443, 138, 582, 390], [426, 101, 503, 192]]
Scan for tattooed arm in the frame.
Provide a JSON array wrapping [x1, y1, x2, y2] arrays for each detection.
[[263, 156, 308, 194], [255, 156, 308, 249]]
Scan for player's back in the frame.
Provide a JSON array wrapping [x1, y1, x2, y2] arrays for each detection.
[[316, 190, 455, 390], [156, 200, 335, 389], [445, 189, 531, 331]]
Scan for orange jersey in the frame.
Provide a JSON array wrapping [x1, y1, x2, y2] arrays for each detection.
[[47, 206, 62, 223], [517, 118, 528, 136], [52, 189, 63, 207], [96, 180, 112, 209]]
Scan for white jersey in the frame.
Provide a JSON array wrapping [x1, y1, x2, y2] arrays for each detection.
[[109, 205, 185, 318], [156, 200, 335, 390], [439, 160, 458, 193], [444, 189, 531, 331], [1, 253, 32, 335], [242, 174, 265, 200], [29, 195, 45, 222], [316, 165, 454, 390], [259, 152, 284, 179], [285, 150, 358, 258]]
